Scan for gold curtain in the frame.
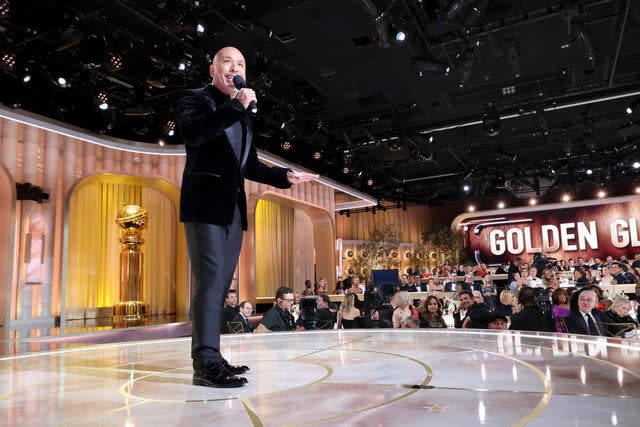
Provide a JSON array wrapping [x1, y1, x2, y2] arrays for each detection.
[[293, 209, 315, 290], [66, 177, 178, 318], [255, 199, 295, 298]]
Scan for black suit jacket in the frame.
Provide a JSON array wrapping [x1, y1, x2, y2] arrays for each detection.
[[177, 85, 292, 229], [564, 310, 605, 336], [232, 312, 254, 333]]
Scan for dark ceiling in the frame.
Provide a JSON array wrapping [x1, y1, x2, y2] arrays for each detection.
[[2, 0, 640, 206]]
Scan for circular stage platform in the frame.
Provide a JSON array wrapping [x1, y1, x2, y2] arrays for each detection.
[[1, 329, 639, 426]]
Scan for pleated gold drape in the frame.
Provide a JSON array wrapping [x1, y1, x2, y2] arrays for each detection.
[[255, 199, 315, 297], [66, 179, 177, 318]]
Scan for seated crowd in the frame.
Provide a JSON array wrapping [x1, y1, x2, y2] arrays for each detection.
[[220, 253, 640, 338]]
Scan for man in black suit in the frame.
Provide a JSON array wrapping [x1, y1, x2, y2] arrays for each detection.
[[564, 289, 605, 336], [221, 289, 239, 334], [453, 290, 489, 328], [178, 46, 317, 388], [443, 273, 458, 292], [233, 300, 255, 333], [316, 293, 336, 329]]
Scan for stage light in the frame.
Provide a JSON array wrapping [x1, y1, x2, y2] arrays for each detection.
[[626, 106, 633, 115], [168, 129, 175, 136], [0, 0, 10, 17], [529, 198, 537, 205], [343, 167, 350, 174], [98, 102, 109, 110], [281, 140, 292, 151], [562, 194, 571, 202], [109, 53, 123, 71], [395, 30, 406, 44], [463, 184, 471, 192], [597, 190, 606, 198], [177, 61, 187, 71], [428, 135, 434, 143], [586, 169, 593, 175], [367, 179, 374, 186], [633, 161, 640, 169], [97, 91, 109, 104], [313, 151, 322, 160], [497, 201, 505, 209], [196, 23, 206, 34], [56, 76, 69, 87], [635, 187, 640, 194], [483, 106, 501, 136], [468, 205, 475, 212], [157, 139, 165, 146], [2, 52, 16, 69], [22, 74, 31, 83]]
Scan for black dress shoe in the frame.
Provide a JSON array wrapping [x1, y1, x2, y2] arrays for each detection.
[[193, 365, 247, 388], [224, 360, 250, 375]]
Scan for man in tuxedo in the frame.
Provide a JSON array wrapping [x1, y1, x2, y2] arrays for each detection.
[[443, 273, 458, 292], [178, 46, 317, 388], [221, 290, 239, 334], [316, 293, 335, 329], [453, 290, 489, 328], [564, 289, 604, 336], [233, 301, 254, 333]]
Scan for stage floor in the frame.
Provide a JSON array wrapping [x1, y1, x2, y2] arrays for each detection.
[[1, 330, 639, 426]]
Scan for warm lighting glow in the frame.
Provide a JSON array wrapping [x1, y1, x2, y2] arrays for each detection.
[[468, 205, 476, 212], [597, 190, 606, 198], [635, 187, 640, 194], [529, 198, 537, 205], [562, 194, 571, 202], [497, 201, 505, 209]]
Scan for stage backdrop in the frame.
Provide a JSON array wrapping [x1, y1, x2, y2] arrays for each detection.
[[452, 196, 640, 264]]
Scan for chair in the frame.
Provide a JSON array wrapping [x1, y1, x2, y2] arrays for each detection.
[[226, 321, 245, 334], [600, 321, 637, 338]]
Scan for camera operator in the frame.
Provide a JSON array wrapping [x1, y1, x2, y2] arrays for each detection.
[[509, 287, 555, 332]]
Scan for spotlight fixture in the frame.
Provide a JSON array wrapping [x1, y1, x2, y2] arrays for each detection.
[[428, 135, 434, 143], [462, 184, 471, 192], [562, 194, 571, 202], [109, 53, 123, 71], [0, 0, 9, 17], [1, 52, 16, 69], [482, 106, 501, 136], [97, 91, 109, 104], [22, 74, 31, 83], [177, 61, 187, 71], [164, 120, 176, 136], [395, 29, 406, 45], [627, 106, 633, 115], [497, 201, 505, 209], [313, 151, 322, 160], [367, 179, 374, 186], [529, 198, 537, 206], [572, 20, 595, 64], [468, 205, 475, 212], [157, 139, 166, 146], [597, 190, 606, 198], [168, 130, 175, 136], [98, 103, 109, 110], [56, 76, 69, 88], [633, 161, 640, 169], [280, 140, 292, 151], [586, 169, 593, 175], [343, 167, 350, 174], [196, 22, 206, 34], [635, 187, 640, 194]]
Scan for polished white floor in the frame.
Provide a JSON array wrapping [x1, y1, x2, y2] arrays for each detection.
[[1, 329, 639, 426]]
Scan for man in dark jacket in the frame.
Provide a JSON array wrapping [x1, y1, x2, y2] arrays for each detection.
[[564, 289, 605, 336], [454, 290, 489, 328], [509, 287, 554, 332], [179, 46, 317, 388]]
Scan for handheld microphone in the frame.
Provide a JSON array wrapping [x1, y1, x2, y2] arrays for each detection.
[[232, 75, 258, 114]]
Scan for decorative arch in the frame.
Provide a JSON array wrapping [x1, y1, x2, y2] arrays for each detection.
[[60, 173, 188, 322], [0, 163, 16, 330], [239, 191, 336, 304]]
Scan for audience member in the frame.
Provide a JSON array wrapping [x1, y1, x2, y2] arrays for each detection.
[[401, 316, 420, 328], [337, 293, 361, 329], [611, 262, 635, 284], [443, 273, 458, 292], [392, 291, 416, 328], [552, 288, 571, 333], [221, 290, 239, 334], [495, 290, 515, 317], [481, 275, 497, 309], [316, 293, 335, 329], [574, 267, 590, 287], [233, 301, 254, 333], [509, 287, 553, 332], [508, 257, 522, 281], [485, 313, 508, 330], [418, 295, 446, 328], [564, 289, 605, 336], [334, 280, 345, 295], [454, 290, 489, 329], [302, 280, 314, 296], [509, 272, 525, 293], [601, 296, 637, 337], [527, 267, 544, 288], [257, 287, 296, 332]]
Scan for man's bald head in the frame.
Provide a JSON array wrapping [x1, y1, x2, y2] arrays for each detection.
[[210, 46, 246, 96]]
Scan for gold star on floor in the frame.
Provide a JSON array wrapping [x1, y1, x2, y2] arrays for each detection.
[[424, 404, 447, 412]]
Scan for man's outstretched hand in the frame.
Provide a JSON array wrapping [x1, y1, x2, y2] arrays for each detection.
[[287, 171, 319, 185]]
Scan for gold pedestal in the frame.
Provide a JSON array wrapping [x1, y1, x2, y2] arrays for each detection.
[[113, 204, 150, 323]]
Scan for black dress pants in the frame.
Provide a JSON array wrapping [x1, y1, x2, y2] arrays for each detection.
[[184, 206, 243, 369]]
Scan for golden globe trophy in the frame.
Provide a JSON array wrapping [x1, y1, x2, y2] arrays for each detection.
[[113, 204, 150, 322]]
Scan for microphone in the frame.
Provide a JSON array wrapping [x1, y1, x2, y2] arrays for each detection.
[[232, 75, 258, 114]]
